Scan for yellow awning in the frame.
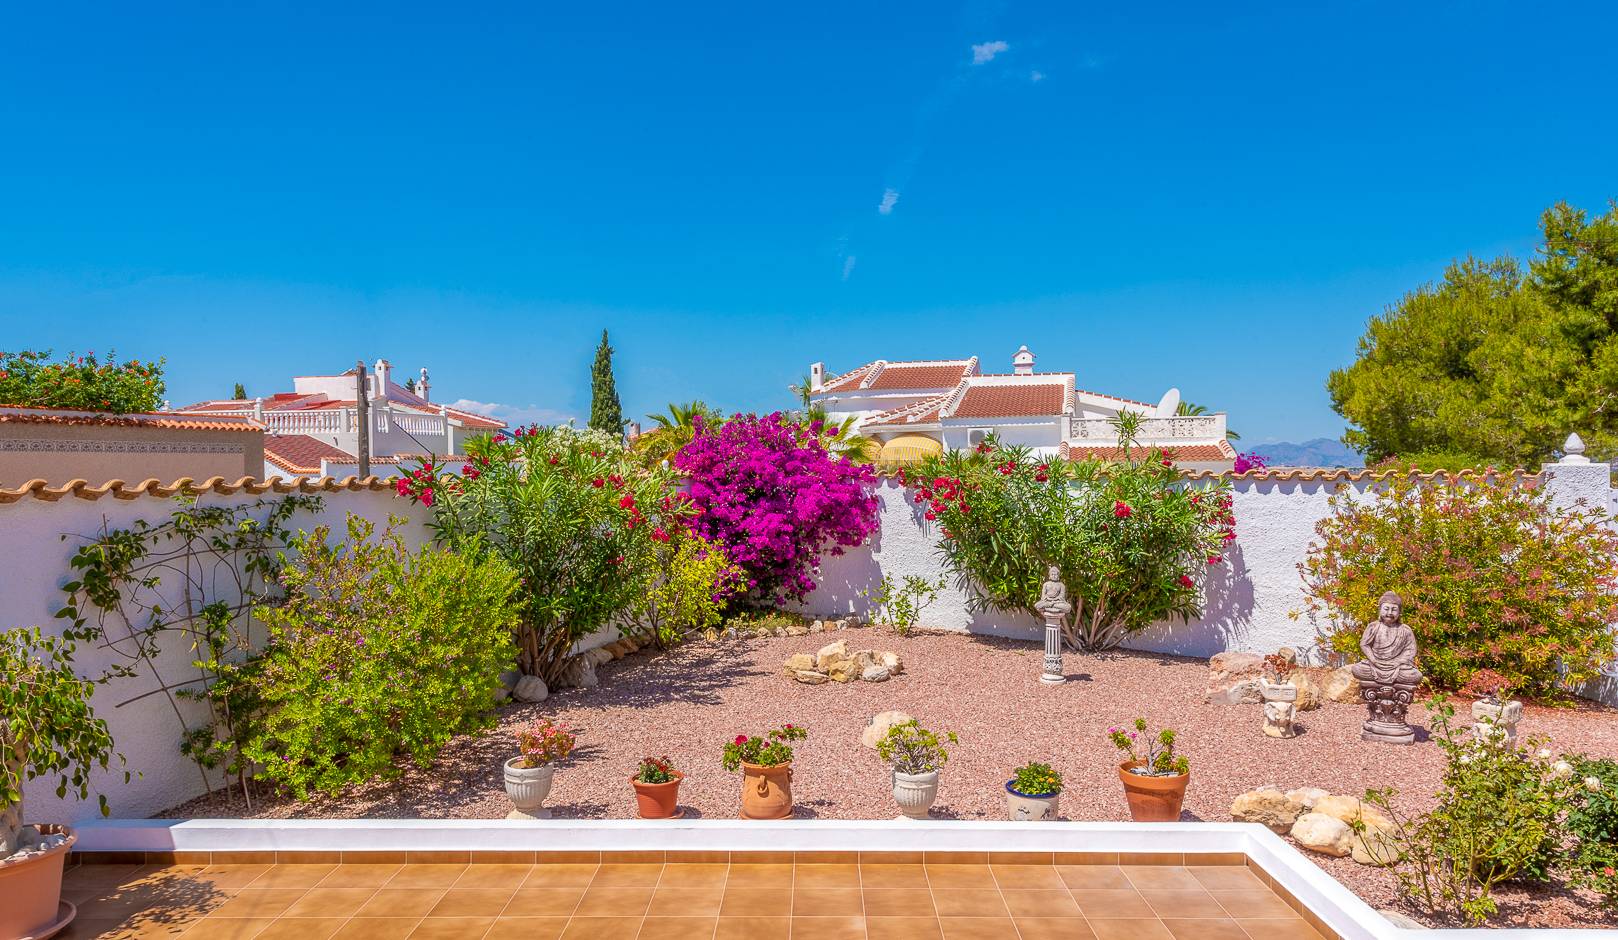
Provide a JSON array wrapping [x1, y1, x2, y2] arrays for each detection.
[[878, 433, 944, 466]]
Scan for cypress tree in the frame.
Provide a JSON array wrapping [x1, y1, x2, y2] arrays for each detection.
[[589, 329, 624, 436], [231, 382, 247, 400]]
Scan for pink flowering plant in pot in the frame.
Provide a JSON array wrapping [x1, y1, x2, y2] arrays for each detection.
[[505, 719, 575, 819], [906, 413, 1232, 651], [722, 725, 808, 819], [676, 412, 879, 604]]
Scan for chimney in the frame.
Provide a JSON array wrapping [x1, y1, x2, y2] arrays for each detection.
[[1012, 345, 1035, 375], [418, 367, 431, 403], [372, 359, 390, 401], [810, 362, 825, 392]]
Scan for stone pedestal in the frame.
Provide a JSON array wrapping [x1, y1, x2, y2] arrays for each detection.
[[1262, 700, 1297, 738], [1471, 699, 1524, 747], [1360, 679, 1418, 745], [1040, 617, 1064, 685]]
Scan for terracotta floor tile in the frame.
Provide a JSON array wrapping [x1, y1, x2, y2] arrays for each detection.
[[921, 866, 992, 890], [248, 866, 336, 890], [195, 867, 275, 892], [929, 889, 1008, 918], [575, 886, 656, 917], [504, 886, 589, 917], [351, 886, 446, 918], [1000, 890, 1081, 918], [385, 866, 468, 890], [407, 916, 497, 939], [794, 886, 864, 914], [526, 864, 601, 887], [859, 865, 928, 889], [796, 864, 862, 888], [1163, 918, 1250, 940], [206, 890, 307, 919], [1235, 917, 1325, 940], [328, 917, 420, 940], [54, 919, 126, 940], [1186, 868, 1266, 892], [722, 864, 792, 888], [1069, 889, 1154, 919], [562, 918, 650, 940], [938, 917, 1018, 940], [593, 864, 666, 887], [424, 886, 518, 918], [790, 916, 866, 940], [484, 916, 571, 940], [647, 887, 725, 917], [453, 865, 535, 891], [713, 916, 790, 940], [1057, 867, 1132, 891], [279, 887, 380, 919], [1120, 868, 1201, 892], [1138, 890, 1224, 918], [862, 889, 936, 918], [864, 916, 943, 940], [319, 865, 403, 889], [68, 864, 151, 886], [1210, 891, 1295, 919], [252, 918, 344, 940], [989, 866, 1066, 890], [1013, 916, 1099, 940], [1089, 920, 1174, 940], [177, 919, 277, 939], [657, 864, 728, 889], [638, 916, 719, 940], [719, 886, 791, 916]]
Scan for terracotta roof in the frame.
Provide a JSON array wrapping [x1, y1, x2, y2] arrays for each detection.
[[0, 405, 262, 433], [1075, 388, 1154, 408], [861, 395, 949, 429], [0, 475, 396, 505], [1065, 441, 1237, 462], [263, 435, 354, 474], [951, 383, 1067, 419], [866, 361, 976, 390]]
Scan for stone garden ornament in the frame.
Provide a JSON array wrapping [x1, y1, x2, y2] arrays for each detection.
[[1035, 565, 1071, 685], [1351, 592, 1423, 744]]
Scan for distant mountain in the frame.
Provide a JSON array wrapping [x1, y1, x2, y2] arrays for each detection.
[[1249, 438, 1363, 468]]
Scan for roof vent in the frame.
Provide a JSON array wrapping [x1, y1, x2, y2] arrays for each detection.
[[1012, 345, 1035, 375]]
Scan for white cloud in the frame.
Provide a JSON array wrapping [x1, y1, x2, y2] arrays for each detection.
[[971, 40, 1009, 65], [1029, 69, 1045, 83], [448, 398, 574, 427], [841, 256, 858, 281], [877, 188, 900, 215]]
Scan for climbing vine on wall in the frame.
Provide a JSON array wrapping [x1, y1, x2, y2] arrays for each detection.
[[55, 494, 323, 807]]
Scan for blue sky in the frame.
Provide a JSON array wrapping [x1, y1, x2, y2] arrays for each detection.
[[3, 2, 1615, 443]]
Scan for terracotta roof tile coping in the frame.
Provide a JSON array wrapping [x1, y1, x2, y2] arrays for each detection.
[[0, 405, 262, 432], [0, 475, 397, 504]]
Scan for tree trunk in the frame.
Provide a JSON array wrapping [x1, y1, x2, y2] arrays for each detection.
[[1, 745, 23, 859]]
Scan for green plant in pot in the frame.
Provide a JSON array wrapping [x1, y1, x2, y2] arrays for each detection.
[[877, 720, 957, 819], [1006, 761, 1062, 821], [630, 756, 684, 819], [1, 626, 122, 940], [723, 725, 807, 819], [1109, 718, 1191, 822]]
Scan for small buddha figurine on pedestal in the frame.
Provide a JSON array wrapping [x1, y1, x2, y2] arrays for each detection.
[[1351, 591, 1423, 745], [1034, 566, 1071, 685]]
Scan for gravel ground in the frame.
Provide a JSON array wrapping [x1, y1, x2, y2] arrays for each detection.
[[165, 629, 1618, 929]]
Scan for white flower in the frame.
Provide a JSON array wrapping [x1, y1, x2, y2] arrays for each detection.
[[1553, 760, 1574, 779], [1458, 753, 1473, 764], [1587, 776, 1603, 792], [1537, 748, 1553, 760]]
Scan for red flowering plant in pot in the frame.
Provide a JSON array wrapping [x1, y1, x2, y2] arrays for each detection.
[[722, 725, 808, 819], [631, 756, 684, 818], [1108, 718, 1191, 822], [504, 718, 575, 819]]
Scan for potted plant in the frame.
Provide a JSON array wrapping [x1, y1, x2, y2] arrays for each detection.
[[630, 756, 684, 818], [1259, 652, 1298, 702], [722, 725, 807, 819], [1109, 718, 1191, 822], [2, 627, 121, 940], [504, 719, 574, 819], [877, 720, 957, 819], [1005, 762, 1062, 821]]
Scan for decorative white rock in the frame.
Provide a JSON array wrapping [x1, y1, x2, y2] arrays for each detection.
[[512, 675, 549, 704], [1291, 812, 1353, 857], [862, 711, 913, 749], [1262, 700, 1298, 738]]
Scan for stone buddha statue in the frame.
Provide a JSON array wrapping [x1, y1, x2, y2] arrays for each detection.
[[1034, 566, 1072, 621], [1351, 591, 1422, 744]]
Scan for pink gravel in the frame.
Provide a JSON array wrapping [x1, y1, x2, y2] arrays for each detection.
[[165, 629, 1618, 929]]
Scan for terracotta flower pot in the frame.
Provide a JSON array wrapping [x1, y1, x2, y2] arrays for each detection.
[[1005, 782, 1061, 821], [504, 758, 556, 819], [1118, 760, 1189, 822], [739, 761, 794, 819], [0, 823, 77, 940], [631, 771, 684, 819]]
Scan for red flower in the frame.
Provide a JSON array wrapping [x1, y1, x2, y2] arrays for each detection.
[[619, 494, 636, 509], [734, 735, 748, 745], [1178, 575, 1194, 588], [591, 477, 604, 488], [548, 456, 559, 465], [1207, 555, 1222, 565], [652, 527, 670, 542], [609, 555, 624, 566], [1113, 501, 1132, 518], [420, 488, 435, 507]]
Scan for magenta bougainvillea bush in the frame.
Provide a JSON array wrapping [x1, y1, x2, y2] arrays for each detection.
[[1233, 451, 1268, 474], [676, 412, 879, 602]]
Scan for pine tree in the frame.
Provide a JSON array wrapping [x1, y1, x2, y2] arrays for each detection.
[[589, 329, 624, 436], [232, 382, 247, 400]]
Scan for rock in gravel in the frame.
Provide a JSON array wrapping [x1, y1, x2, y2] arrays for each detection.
[[861, 710, 913, 748], [1286, 786, 1329, 810], [862, 665, 891, 682], [1292, 669, 1325, 711], [1379, 910, 1426, 929], [817, 640, 850, 670], [587, 647, 614, 666], [1231, 787, 1303, 833], [828, 660, 860, 683], [1324, 667, 1361, 704], [793, 670, 830, 685], [783, 653, 816, 675], [1206, 651, 1265, 704], [512, 675, 550, 703], [1313, 794, 1392, 830], [833, 618, 851, 630], [880, 651, 903, 674], [554, 655, 598, 690], [1291, 812, 1353, 857], [809, 620, 824, 633], [786, 624, 809, 637], [1351, 819, 1400, 866]]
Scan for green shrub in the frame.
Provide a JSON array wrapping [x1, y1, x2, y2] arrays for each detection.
[[863, 574, 946, 635], [0, 349, 165, 413], [877, 720, 957, 775], [1300, 472, 1618, 698], [637, 533, 744, 646], [1009, 761, 1062, 796], [242, 515, 520, 798], [1568, 756, 1618, 908]]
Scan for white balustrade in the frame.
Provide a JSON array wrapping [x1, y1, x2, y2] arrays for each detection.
[[1068, 414, 1225, 442]]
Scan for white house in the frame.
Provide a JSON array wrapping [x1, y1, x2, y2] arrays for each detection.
[[809, 346, 1236, 471], [173, 358, 505, 478]]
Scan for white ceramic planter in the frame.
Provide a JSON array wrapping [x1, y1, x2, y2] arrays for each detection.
[[504, 758, 556, 818], [1005, 782, 1060, 821], [1259, 678, 1298, 702], [892, 770, 941, 819]]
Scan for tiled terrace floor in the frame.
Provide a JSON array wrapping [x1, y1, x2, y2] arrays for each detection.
[[56, 858, 1330, 940]]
